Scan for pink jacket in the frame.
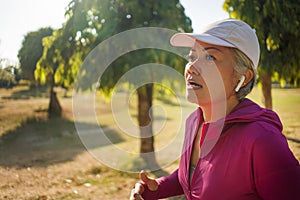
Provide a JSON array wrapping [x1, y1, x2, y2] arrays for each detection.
[[141, 98, 300, 200]]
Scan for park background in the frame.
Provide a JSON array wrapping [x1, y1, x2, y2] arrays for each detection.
[[0, 0, 299, 199]]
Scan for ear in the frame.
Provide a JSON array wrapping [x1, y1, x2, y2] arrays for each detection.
[[235, 69, 254, 92], [243, 69, 254, 85], [235, 75, 246, 92]]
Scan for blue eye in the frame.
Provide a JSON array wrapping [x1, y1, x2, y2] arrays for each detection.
[[186, 54, 198, 62], [205, 54, 216, 61]]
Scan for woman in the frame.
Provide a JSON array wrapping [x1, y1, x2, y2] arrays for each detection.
[[130, 19, 300, 200]]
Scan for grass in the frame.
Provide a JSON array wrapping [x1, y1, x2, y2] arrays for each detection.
[[248, 87, 300, 133], [0, 84, 299, 199]]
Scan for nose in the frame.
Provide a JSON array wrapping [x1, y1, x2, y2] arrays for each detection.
[[185, 61, 200, 77]]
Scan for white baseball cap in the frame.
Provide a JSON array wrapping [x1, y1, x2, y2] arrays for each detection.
[[170, 18, 260, 69]]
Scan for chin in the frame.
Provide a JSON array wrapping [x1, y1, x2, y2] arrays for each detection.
[[186, 88, 197, 103], [186, 92, 207, 106], [186, 94, 198, 104], [186, 91, 222, 107]]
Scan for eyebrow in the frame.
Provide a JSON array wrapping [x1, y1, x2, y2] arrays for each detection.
[[191, 46, 223, 53], [203, 47, 222, 52]]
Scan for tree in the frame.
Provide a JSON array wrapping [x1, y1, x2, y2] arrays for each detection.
[[0, 58, 19, 88], [36, 30, 63, 117], [0, 67, 16, 88], [4, 65, 21, 83], [61, 0, 192, 168], [36, 24, 84, 118], [18, 27, 53, 82], [223, 0, 300, 109]]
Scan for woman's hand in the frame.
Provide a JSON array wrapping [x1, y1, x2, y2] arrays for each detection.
[[129, 171, 158, 200]]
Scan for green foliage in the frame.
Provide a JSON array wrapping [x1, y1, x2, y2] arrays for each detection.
[[33, 0, 192, 93], [33, 0, 192, 125], [223, 0, 300, 86], [35, 30, 63, 85], [100, 48, 187, 96], [0, 68, 16, 88], [4, 65, 21, 82], [18, 27, 53, 81], [65, 0, 192, 94], [35, 27, 82, 89]]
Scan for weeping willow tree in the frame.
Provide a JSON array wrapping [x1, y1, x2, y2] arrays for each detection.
[[223, 0, 300, 109], [35, 28, 82, 117]]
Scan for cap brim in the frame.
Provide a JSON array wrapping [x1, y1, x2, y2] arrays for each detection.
[[170, 33, 235, 48]]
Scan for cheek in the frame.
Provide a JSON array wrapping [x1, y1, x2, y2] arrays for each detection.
[[223, 71, 238, 93], [207, 65, 236, 97], [184, 68, 188, 79]]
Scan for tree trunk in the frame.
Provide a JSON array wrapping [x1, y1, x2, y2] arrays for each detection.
[[48, 72, 62, 118], [260, 70, 273, 109], [137, 84, 159, 169]]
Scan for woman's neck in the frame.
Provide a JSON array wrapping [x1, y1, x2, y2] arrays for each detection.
[[200, 97, 239, 123]]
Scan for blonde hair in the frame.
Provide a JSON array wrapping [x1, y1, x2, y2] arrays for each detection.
[[231, 48, 257, 100]]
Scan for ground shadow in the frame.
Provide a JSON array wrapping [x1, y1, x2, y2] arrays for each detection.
[[1, 85, 49, 100], [0, 116, 124, 168]]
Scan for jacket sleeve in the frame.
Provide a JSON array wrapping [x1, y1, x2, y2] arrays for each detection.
[[252, 131, 300, 200], [141, 169, 184, 199]]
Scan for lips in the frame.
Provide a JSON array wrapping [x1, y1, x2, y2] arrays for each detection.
[[187, 80, 203, 89]]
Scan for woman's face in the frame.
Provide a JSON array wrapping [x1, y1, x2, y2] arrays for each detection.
[[185, 40, 238, 106]]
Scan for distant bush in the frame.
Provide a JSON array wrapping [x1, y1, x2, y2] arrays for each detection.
[[0, 68, 16, 88]]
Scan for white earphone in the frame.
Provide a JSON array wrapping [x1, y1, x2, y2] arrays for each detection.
[[235, 75, 246, 92]]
